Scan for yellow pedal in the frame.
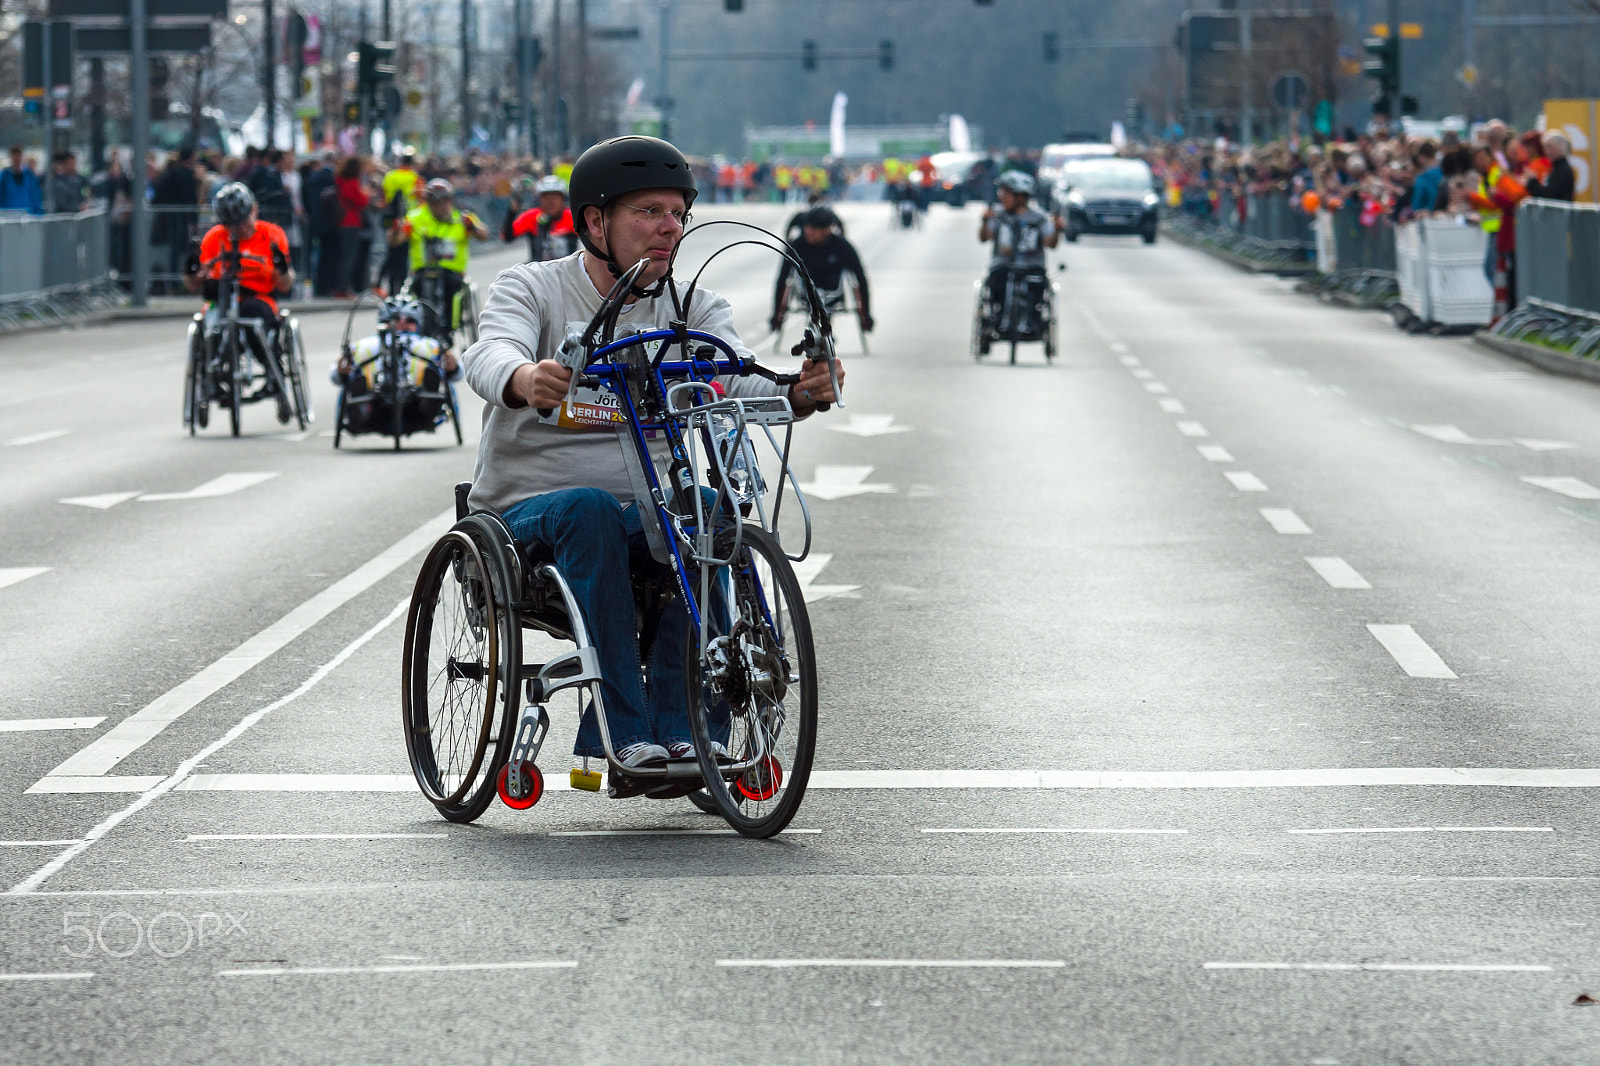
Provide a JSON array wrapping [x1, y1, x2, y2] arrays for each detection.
[[569, 767, 603, 792]]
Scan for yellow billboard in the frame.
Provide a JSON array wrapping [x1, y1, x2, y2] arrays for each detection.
[[1544, 99, 1599, 203]]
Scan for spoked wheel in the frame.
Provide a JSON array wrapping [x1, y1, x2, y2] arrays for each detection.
[[970, 284, 988, 361], [686, 525, 817, 838], [1009, 340, 1018, 365], [287, 321, 313, 429], [851, 283, 870, 357], [446, 382, 464, 445], [183, 322, 204, 435], [402, 526, 521, 823], [1043, 307, 1057, 363], [332, 387, 346, 449], [224, 328, 244, 437], [458, 284, 479, 346]]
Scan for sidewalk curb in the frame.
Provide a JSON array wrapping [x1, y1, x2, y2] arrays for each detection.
[[1473, 331, 1600, 386]]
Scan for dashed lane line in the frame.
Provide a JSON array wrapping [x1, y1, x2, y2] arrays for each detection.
[[1144, 382, 1170, 394], [1223, 472, 1268, 492], [548, 829, 822, 837], [1176, 421, 1209, 438], [32, 768, 1600, 793], [1367, 624, 1457, 679], [0, 717, 104, 732], [921, 828, 1187, 835], [185, 833, 446, 841], [1204, 963, 1552, 973], [1197, 445, 1234, 463], [1131, 369, 1154, 380], [1158, 399, 1186, 413], [0, 567, 50, 591], [1304, 557, 1371, 590], [35, 508, 451, 783], [1260, 508, 1312, 535], [219, 961, 577, 977], [1521, 475, 1600, 501], [0, 841, 84, 848], [1287, 827, 1552, 835], [718, 959, 1066, 970], [4, 429, 70, 447], [0, 972, 95, 982]]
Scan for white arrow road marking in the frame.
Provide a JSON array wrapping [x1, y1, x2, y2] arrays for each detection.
[[1411, 424, 1511, 446], [0, 567, 50, 591], [1521, 476, 1600, 500], [59, 492, 143, 510], [139, 472, 280, 502], [1367, 624, 1457, 679], [798, 465, 894, 500], [5, 429, 70, 446], [827, 414, 913, 438], [788, 553, 859, 604], [1514, 438, 1578, 451]]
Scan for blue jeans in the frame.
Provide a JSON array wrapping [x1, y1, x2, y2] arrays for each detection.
[[502, 487, 700, 758]]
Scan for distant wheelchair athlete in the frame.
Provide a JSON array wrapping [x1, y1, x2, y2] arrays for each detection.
[[182, 181, 313, 436], [972, 170, 1062, 365], [771, 205, 873, 355], [330, 296, 463, 450], [391, 178, 488, 352]]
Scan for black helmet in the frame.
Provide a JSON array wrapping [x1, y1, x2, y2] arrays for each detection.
[[213, 182, 255, 227], [569, 136, 697, 264], [802, 206, 839, 231]]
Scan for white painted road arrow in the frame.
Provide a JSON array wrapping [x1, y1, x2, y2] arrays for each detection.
[[828, 414, 913, 438], [139, 472, 280, 502], [798, 465, 895, 500], [1521, 475, 1600, 500], [0, 568, 50, 592], [60, 491, 143, 510], [789, 553, 859, 604]]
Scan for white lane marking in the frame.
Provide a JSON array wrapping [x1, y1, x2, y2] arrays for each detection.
[[1411, 424, 1510, 446], [797, 465, 894, 501], [827, 414, 912, 437], [38, 509, 452, 782], [1144, 382, 1170, 394], [1158, 398, 1186, 413], [26, 777, 165, 793], [1521, 475, 1600, 500], [263, 431, 311, 443], [788, 553, 859, 604], [0, 841, 84, 848], [185, 833, 447, 841], [1176, 421, 1208, 437], [1304, 557, 1371, 589], [1514, 438, 1577, 451], [1260, 508, 1311, 534], [1224, 471, 1268, 492], [219, 961, 576, 977], [1204, 962, 1551, 973], [0, 972, 95, 982], [1076, 305, 1116, 343], [5, 429, 70, 446], [1288, 827, 1553, 835], [1197, 445, 1233, 462], [0, 567, 50, 591], [1367, 624, 1457, 679], [11, 601, 412, 894], [548, 829, 822, 837], [921, 828, 1187, 835], [139, 472, 280, 503], [59, 491, 142, 510], [1117, 355, 1140, 367], [44, 767, 1600, 794], [1131, 368, 1154, 379], [717, 959, 1065, 969], [0, 717, 104, 732], [1109, 342, 1129, 353]]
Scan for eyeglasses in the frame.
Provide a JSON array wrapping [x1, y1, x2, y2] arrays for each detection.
[[618, 202, 692, 227]]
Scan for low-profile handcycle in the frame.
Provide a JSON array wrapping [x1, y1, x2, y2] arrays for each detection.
[[401, 224, 844, 838]]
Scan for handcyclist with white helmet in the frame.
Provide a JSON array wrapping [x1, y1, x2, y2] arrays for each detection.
[[504, 174, 578, 262], [461, 135, 842, 797], [978, 170, 1061, 320], [390, 178, 490, 344], [330, 297, 462, 436]]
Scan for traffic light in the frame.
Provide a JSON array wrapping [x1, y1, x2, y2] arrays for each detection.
[[357, 40, 398, 93], [149, 57, 169, 121], [878, 39, 893, 71], [1362, 32, 1399, 117], [801, 40, 816, 71], [1042, 31, 1058, 63], [344, 98, 361, 125], [723, 0, 743, 9]]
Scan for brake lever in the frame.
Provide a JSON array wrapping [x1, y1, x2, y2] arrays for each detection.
[[535, 322, 591, 418]]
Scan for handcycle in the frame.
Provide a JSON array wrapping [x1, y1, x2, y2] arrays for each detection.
[[401, 228, 845, 838], [402, 256, 479, 352], [773, 273, 870, 357], [332, 292, 464, 451], [970, 261, 1060, 365], [182, 247, 313, 437]]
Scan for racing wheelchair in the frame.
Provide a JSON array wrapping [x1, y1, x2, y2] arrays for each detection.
[[970, 261, 1061, 365], [773, 274, 869, 357], [331, 293, 464, 450], [402, 236, 844, 838], [182, 247, 313, 436]]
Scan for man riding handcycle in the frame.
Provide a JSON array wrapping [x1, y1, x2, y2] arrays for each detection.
[[389, 178, 489, 353], [182, 182, 313, 436], [330, 295, 464, 449], [973, 170, 1063, 364], [401, 136, 844, 837], [770, 204, 873, 355]]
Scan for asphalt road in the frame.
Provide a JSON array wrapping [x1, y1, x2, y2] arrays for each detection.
[[2, 203, 1600, 1065]]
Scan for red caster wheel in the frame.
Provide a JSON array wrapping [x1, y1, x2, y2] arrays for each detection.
[[736, 756, 782, 802], [497, 762, 543, 810]]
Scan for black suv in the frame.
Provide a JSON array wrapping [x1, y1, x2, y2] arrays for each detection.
[[1055, 158, 1160, 244]]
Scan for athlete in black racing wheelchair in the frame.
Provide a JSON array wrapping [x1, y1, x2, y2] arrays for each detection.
[[330, 295, 463, 449], [972, 171, 1063, 365]]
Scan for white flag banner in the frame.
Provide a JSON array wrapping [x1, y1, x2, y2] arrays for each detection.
[[830, 92, 848, 157], [948, 114, 971, 153]]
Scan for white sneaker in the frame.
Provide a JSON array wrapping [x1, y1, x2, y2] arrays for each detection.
[[667, 741, 729, 761], [616, 742, 669, 769]]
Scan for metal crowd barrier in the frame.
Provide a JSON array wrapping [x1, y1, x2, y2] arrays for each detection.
[[1487, 198, 1600, 355], [1167, 191, 1315, 271], [0, 207, 121, 329]]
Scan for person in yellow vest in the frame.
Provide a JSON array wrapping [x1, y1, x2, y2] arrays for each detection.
[[813, 163, 831, 197], [774, 162, 793, 203], [378, 147, 423, 295], [390, 178, 489, 349], [1467, 145, 1503, 285], [882, 157, 903, 187]]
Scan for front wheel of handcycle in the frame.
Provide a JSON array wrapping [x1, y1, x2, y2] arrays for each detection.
[[402, 521, 522, 823], [183, 321, 207, 434], [685, 525, 818, 838]]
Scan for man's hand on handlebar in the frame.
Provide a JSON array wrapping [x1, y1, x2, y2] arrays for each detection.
[[787, 355, 843, 415], [505, 359, 573, 412]]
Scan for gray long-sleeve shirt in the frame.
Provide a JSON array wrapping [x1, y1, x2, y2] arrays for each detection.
[[462, 251, 782, 515]]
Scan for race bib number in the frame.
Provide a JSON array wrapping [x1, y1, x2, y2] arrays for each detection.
[[554, 384, 626, 429]]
